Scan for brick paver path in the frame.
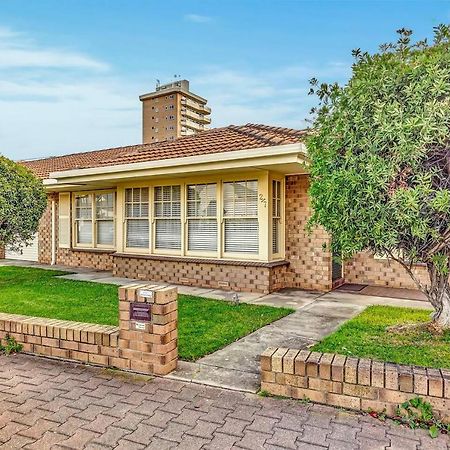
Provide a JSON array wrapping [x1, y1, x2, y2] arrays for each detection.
[[0, 355, 448, 449]]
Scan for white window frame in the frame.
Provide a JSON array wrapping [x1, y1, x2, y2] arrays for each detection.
[[186, 183, 218, 257], [271, 178, 284, 259], [72, 190, 116, 250], [118, 171, 284, 262], [222, 179, 260, 259], [153, 183, 183, 255], [124, 187, 150, 253]]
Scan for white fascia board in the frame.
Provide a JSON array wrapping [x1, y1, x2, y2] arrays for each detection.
[[48, 143, 307, 181]]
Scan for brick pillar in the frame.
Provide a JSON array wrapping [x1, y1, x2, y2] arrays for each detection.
[[118, 283, 178, 375]]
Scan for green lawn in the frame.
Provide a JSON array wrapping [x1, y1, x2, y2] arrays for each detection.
[[0, 266, 292, 361], [312, 305, 450, 369]]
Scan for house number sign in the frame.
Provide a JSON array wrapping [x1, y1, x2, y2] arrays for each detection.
[[130, 302, 151, 322]]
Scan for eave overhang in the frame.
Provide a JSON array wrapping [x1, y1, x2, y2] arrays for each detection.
[[43, 142, 310, 191]]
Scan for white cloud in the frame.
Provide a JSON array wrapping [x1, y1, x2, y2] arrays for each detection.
[[0, 26, 108, 70], [0, 26, 137, 160], [0, 25, 352, 161], [191, 63, 350, 129], [184, 14, 213, 23]]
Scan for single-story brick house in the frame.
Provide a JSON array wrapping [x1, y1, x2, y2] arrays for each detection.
[[5, 123, 429, 294]]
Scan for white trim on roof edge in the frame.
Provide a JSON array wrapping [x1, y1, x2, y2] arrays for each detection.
[[47, 142, 307, 181]]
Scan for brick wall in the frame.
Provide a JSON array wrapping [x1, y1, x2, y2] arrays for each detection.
[[37, 178, 334, 293], [0, 284, 178, 376], [261, 348, 450, 421], [114, 255, 287, 294], [37, 193, 57, 265], [283, 175, 332, 291], [345, 252, 429, 290]]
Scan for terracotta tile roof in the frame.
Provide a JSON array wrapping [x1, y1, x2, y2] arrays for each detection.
[[21, 123, 307, 179]]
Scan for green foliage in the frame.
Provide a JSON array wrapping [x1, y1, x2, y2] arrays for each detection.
[[0, 334, 23, 355], [0, 156, 47, 251], [394, 397, 449, 438], [368, 397, 449, 438], [307, 25, 450, 273]]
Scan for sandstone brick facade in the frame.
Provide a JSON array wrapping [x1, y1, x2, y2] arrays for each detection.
[[29, 174, 427, 294], [261, 347, 450, 421], [283, 175, 332, 291], [345, 251, 429, 290], [114, 254, 287, 294], [0, 283, 178, 376]]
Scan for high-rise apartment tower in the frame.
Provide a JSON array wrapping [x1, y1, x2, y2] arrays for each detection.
[[139, 79, 211, 143]]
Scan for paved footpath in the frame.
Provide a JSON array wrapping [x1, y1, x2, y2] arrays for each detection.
[[0, 355, 448, 450]]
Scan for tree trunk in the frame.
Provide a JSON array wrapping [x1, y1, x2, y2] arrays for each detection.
[[426, 263, 450, 329]]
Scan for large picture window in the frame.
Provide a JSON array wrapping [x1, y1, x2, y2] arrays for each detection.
[[187, 183, 217, 252], [125, 188, 149, 249], [223, 180, 259, 254], [154, 185, 181, 250], [74, 191, 115, 248]]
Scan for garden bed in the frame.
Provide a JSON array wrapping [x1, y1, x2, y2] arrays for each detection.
[[311, 305, 450, 369], [0, 266, 292, 361]]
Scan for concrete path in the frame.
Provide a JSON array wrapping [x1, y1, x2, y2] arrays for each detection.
[[1, 354, 446, 450]]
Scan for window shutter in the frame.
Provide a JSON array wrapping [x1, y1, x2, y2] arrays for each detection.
[[58, 193, 71, 248]]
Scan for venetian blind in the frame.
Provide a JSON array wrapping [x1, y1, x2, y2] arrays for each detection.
[[125, 188, 149, 249], [223, 180, 259, 254], [187, 183, 217, 252], [272, 180, 281, 254], [96, 193, 114, 246], [58, 193, 71, 248], [75, 194, 92, 245], [154, 185, 181, 250]]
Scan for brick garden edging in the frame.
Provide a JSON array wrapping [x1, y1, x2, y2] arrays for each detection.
[[0, 283, 178, 376], [261, 348, 450, 421]]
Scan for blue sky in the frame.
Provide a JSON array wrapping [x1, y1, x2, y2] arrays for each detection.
[[0, 0, 448, 160]]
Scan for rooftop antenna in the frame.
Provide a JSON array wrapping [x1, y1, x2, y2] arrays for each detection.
[[156, 79, 161, 88]]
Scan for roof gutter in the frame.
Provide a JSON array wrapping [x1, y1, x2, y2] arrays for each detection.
[[44, 142, 309, 187]]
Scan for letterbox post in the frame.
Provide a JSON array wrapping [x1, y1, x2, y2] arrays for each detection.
[[118, 283, 178, 375]]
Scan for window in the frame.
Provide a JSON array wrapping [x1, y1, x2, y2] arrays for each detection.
[[223, 180, 258, 254], [187, 184, 217, 252], [272, 180, 281, 254], [96, 193, 114, 246], [154, 185, 181, 250], [75, 194, 93, 245], [125, 188, 149, 249], [74, 191, 115, 248]]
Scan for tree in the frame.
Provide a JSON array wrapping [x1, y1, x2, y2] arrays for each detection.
[[307, 25, 450, 329], [0, 156, 47, 252]]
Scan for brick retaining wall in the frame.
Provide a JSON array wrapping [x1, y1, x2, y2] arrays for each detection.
[[261, 348, 450, 421], [0, 283, 178, 376]]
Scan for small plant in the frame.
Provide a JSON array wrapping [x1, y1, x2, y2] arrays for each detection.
[[258, 390, 270, 397], [394, 397, 449, 438], [0, 334, 23, 355], [299, 395, 311, 405], [370, 397, 449, 438]]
